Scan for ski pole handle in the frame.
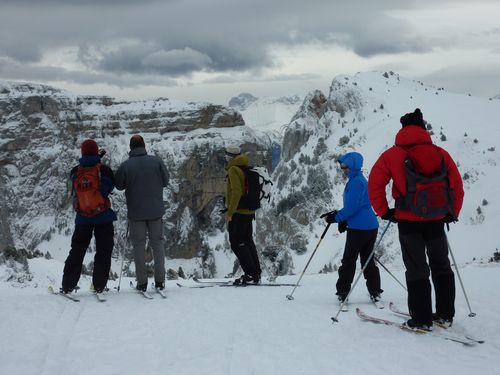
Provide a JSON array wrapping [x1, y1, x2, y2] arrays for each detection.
[[320, 210, 336, 219]]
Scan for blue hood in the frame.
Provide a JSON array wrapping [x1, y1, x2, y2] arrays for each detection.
[[338, 152, 363, 178], [334, 151, 378, 230]]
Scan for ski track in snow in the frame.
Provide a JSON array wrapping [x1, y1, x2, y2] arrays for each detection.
[[40, 299, 84, 375]]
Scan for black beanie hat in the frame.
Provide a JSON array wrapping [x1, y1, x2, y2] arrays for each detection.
[[400, 108, 426, 129], [130, 134, 146, 149]]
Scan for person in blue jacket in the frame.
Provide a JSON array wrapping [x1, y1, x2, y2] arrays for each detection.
[[324, 152, 382, 303]]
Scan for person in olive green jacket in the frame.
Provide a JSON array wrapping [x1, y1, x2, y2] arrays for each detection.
[[224, 145, 262, 285]]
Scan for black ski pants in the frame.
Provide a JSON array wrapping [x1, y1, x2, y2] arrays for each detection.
[[398, 220, 455, 324], [62, 222, 114, 292], [336, 228, 381, 296], [228, 213, 261, 278]]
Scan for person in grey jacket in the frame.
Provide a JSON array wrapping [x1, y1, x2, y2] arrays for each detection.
[[115, 135, 169, 292]]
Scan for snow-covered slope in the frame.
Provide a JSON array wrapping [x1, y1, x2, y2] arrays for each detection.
[[257, 71, 500, 279], [2, 71, 500, 290], [1, 72, 500, 375], [0, 263, 498, 375]]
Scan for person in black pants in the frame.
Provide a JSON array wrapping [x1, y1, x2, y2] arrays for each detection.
[[368, 108, 464, 330], [398, 220, 456, 326], [324, 152, 382, 303], [224, 145, 261, 285], [61, 139, 117, 294]]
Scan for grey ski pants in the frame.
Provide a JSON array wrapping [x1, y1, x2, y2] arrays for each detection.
[[129, 218, 165, 285]]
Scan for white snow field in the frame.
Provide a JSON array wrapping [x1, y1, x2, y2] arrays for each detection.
[[0, 260, 498, 375]]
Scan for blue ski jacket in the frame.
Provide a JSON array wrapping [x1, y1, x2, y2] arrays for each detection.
[[335, 152, 378, 230]]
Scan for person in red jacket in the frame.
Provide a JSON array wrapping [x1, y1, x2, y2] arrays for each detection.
[[368, 108, 464, 331]]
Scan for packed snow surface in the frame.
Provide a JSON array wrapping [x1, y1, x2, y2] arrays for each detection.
[[0, 261, 498, 375]]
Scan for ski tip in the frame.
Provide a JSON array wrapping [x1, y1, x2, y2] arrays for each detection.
[[94, 295, 106, 302]]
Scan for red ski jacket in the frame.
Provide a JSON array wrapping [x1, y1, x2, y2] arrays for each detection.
[[368, 125, 464, 221]]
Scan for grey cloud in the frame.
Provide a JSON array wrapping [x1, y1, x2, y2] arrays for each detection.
[[142, 48, 212, 70], [0, 0, 164, 5], [0, 0, 490, 83], [350, 33, 431, 57], [0, 35, 42, 63], [0, 58, 178, 88], [204, 72, 319, 84], [95, 41, 268, 76], [422, 63, 500, 97]]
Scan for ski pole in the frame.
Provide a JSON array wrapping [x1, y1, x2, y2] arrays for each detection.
[[254, 215, 277, 282], [374, 256, 407, 291], [446, 235, 476, 317], [256, 249, 276, 282], [116, 222, 128, 292], [286, 223, 331, 300], [332, 220, 392, 322]]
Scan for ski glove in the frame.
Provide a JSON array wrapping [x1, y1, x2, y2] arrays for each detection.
[[323, 210, 338, 224], [338, 221, 348, 233], [443, 214, 457, 223], [381, 208, 397, 223]]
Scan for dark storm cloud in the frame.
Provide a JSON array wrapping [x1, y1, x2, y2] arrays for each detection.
[[0, 57, 177, 87], [0, 0, 487, 85]]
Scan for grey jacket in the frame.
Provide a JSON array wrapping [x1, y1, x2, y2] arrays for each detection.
[[115, 147, 169, 220]]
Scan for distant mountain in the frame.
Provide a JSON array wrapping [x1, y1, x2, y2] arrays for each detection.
[[228, 93, 258, 111], [229, 93, 303, 135]]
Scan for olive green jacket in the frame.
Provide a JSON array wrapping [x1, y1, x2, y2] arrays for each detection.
[[225, 154, 255, 216]]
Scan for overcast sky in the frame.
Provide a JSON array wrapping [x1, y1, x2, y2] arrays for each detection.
[[1, 0, 499, 105]]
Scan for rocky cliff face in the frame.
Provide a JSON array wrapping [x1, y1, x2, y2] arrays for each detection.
[[5, 72, 496, 280], [0, 82, 272, 272]]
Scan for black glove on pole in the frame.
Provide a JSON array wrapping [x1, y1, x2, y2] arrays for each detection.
[[381, 208, 397, 223], [320, 210, 337, 219], [321, 210, 338, 224]]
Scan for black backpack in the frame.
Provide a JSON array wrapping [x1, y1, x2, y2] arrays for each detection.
[[395, 144, 455, 218], [237, 166, 273, 210]]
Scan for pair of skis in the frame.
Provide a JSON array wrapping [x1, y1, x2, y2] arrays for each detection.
[[339, 295, 385, 312], [49, 283, 167, 302], [354, 302, 484, 346], [130, 281, 167, 299], [176, 277, 296, 288], [48, 285, 106, 303]]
